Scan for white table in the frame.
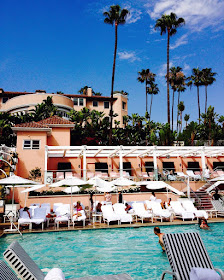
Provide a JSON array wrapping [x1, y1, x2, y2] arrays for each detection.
[[92, 213, 102, 224]]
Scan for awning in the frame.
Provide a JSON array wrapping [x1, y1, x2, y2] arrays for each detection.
[[144, 181, 184, 196]]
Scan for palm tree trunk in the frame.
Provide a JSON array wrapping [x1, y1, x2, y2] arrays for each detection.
[[197, 86, 201, 123], [145, 82, 148, 113], [180, 112, 182, 132], [205, 85, 207, 113], [149, 94, 153, 121], [172, 89, 175, 131], [109, 22, 118, 145], [177, 92, 180, 132], [167, 30, 170, 125]]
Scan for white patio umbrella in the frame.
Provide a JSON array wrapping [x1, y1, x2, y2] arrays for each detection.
[[21, 184, 46, 206], [210, 175, 224, 182], [111, 177, 136, 186], [0, 175, 39, 207], [50, 177, 87, 216], [145, 181, 184, 200]]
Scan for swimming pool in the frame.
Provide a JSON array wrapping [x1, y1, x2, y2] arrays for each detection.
[[0, 223, 223, 279]]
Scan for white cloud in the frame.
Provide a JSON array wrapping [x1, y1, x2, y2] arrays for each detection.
[[125, 6, 142, 24], [118, 51, 140, 62], [158, 62, 174, 77], [183, 63, 190, 72], [170, 34, 188, 49], [145, 0, 224, 31]]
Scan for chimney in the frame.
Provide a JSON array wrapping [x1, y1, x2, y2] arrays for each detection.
[[35, 90, 46, 94], [87, 87, 93, 97], [0, 88, 4, 94]]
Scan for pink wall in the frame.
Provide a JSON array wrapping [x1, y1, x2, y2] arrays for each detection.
[[47, 127, 71, 146]]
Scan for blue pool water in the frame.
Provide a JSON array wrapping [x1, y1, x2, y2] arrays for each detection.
[[0, 223, 223, 279]]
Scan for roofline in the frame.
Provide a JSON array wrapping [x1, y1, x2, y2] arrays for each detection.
[[12, 127, 52, 136]]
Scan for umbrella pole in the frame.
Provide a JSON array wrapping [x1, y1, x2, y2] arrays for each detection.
[[71, 191, 73, 218], [25, 192, 27, 207], [167, 188, 168, 202]]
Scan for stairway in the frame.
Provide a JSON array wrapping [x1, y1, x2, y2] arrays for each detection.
[[193, 181, 214, 210]]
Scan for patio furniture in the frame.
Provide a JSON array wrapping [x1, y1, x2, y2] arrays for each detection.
[[56, 171, 64, 180], [55, 204, 70, 228], [181, 200, 208, 220], [176, 172, 188, 180], [72, 209, 86, 227], [65, 172, 73, 179], [145, 200, 171, 222], [161, 232, 224, 280], [53, 202, 63, 212], [30, 208, 47, 230], [211, 200, 224, 217], [113, 203, 133, 224], [186, 170, 201, 180], [41, 203, 51, 215], [170, 201, 195, 221], [101, 205, 120, 226], [132, 202, 153, 223], [87, 172, 95, 179], [110, 171, 120, 179], [18, 208, 32, 230]]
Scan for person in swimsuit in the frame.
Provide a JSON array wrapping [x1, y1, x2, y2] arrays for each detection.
[[73, 201, 83, 217], [154, 226, 165, 251], [199, 218, 210, 229]]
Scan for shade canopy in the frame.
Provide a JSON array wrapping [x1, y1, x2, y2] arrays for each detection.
[[145, 181, 184, 195], [21, 185, 46, 193], [112, 177, 136, 186], [206, 181, 224, 193], [210, 175, 224, 182], [86, 177, 116, 192], [50, 177, 87, 187], [64, 186, 80, 194], [0, 175, 39, 185]]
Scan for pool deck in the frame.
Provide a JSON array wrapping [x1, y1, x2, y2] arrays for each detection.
[[0, 217, 224, 236]]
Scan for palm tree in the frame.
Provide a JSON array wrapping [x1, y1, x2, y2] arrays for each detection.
[[137, 69, 155, 112], [187, 68, 203, 123], [201, 68, 216, 113], [184, 114, 190, 127], [103, 5, 129, 145], [155, 13, 185, 125], [178, 101, 185, 132], [169, 66, 185, 131], [176, 85, 186, 132], [147, 82, 159, 121]]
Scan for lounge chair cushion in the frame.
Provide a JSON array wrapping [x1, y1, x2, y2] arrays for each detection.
[[189, 267, 221, 280], [44, 268, 65, 280]]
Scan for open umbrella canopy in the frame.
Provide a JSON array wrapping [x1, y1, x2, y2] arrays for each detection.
[[210, 175, 224, 182], [86, 177, 116, 192], [111, 177, 136, 186], [21, 185, 46, 193], [145, 181, 184, 195], [64, 186, 80, 194], [0, 175, 39, 185], [50, 177, 87, 187]]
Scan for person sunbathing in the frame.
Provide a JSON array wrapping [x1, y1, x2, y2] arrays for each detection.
[[73, 201, 83, 217], [125, 203, 132, 213], [23, 207, 31, 218]]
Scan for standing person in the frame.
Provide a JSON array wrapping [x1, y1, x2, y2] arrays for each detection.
[[150, 191, 157, 201], [89, 193, 94, 211], [213, 189, 221, 200], [154, 227, 165, 252], [118, 191, 123, 203], [105, 192, 112, 203]]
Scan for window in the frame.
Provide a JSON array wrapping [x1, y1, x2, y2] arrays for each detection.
[[104, 101, 109, 109], [188, 162, 200, 171], [2, 97, 8, 103], [163, 162, 175, 172], [74, 98, 84, 106], [95, 162, 108, 173], [23, 140, 40, 150], [145, 161, 154, 172], [213, 162, 224, 171], [74, 98, 78, 106], [122, 101, 126, 110], [79, 98, 84, 106], [93, 100, 98, 107]]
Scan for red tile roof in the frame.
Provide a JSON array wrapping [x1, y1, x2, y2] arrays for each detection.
[[37, 116, 74, 125], [14, 122, 49, 128]]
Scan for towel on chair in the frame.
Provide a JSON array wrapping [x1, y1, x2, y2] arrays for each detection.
[[44, 268, 65, 280], [189, 267, 221, 280]]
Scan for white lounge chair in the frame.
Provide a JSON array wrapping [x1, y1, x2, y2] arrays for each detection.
[[53, 202, 63, 212], [18, 208, 32, 230], [72, 209, 86, 227], [30, 208, 47, 230], [132, 202, 153, 223], [181, 200, 208, 220], [161, 232, 224, 280], [0, 260, 19, 280], [41, 203, 51, 215], [145, 200, 171, 222], [113, 203, 133, 224], [55, 204, 70, 228], [170, 201, 195, 221], [101, 205, 120, 226], [176, 172, 188, 180], [186, 170, 201, 180], [212, 200, 224, 217]]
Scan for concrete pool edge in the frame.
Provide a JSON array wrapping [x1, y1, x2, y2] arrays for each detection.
[[1, 218, 224, 237]]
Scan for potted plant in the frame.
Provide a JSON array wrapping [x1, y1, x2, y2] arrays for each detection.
[[29, 167, 42, 182]]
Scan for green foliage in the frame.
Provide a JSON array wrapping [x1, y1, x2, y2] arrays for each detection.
[[29, 167, 41, 180]]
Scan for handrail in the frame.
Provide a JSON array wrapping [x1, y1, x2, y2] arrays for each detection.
[[4, 212, 22, 237]]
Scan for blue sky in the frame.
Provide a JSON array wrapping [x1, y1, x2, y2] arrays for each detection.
[[1, 0, 224, 123]]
